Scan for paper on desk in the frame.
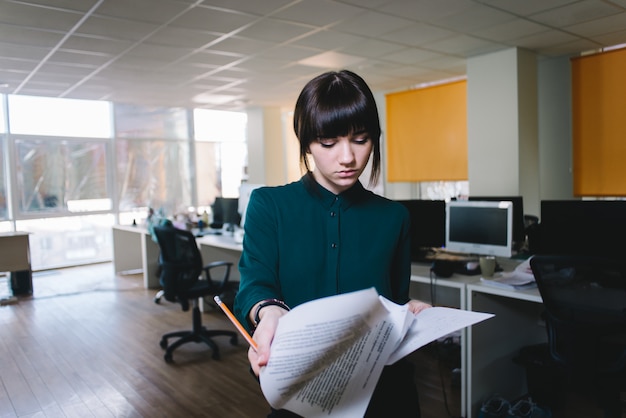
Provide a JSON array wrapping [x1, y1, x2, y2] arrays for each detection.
[[259, 288, 494, 417], [480, 257, 536, 289]]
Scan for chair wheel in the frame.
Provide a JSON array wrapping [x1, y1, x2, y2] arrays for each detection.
[[164, 353, 173, 363], [159, 338, 168, 349], [154, 297, 161, 304]]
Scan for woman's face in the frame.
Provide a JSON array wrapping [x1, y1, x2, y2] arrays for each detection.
[[308, 132, 372, 194]]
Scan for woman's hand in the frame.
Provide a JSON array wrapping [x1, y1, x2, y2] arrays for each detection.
[[248, 306, 288, 376], [406, 298, 432, 314]]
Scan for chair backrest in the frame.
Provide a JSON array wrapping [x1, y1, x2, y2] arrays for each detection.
[[153, 225, 203, 303], [530, 255, 626, 373]]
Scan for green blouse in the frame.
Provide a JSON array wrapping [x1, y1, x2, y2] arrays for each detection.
[[233, 174, 411, 329]]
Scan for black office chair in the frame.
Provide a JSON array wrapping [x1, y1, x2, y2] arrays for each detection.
[[529, 255, 626, 417], [153, 225, 238, 363]]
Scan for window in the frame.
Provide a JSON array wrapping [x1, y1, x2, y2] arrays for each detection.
[[2, 95, 248, 270], [194, 109, 247, 202], [15, 138, 110, 214], [8, 95, 111, 138], [116, 138, 191, 218], [114, 104, 192, 225]]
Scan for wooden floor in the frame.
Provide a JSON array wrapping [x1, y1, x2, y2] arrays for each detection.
[[1, 264, 621, 418], [0, 264, 268, 418]]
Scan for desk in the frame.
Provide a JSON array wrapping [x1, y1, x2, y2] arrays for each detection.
[[410, 263, 479, 418], [196, 234, 243, 282], [111, 225, 244, 290], [0, 232, 31, 273], [466, 282, 545, 418], [111, 225, 161, 289], [410, 259, 546, 418]]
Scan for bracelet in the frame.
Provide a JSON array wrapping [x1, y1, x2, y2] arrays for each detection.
[[253, 299, 290, 327]]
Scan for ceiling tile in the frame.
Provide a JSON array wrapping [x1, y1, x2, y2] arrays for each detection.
[[272, 0, 364, 26], [380, 0, 475, 21], [380, 47, 443, 65], [62, 35, 134, 55], [94, 0, 192, 24], [432, 3, 516, 32], [340, 39, 408, 59], [475, 0, 577, 17], [0, 24, 65, 48], [196, 0, 296, 16], [427, 34, 505, 56], [564, 12, 626, 38], [76, 16, 161, 42], [171, 5, 258, 33], [0, 1, 83, 31], [530, 0, 622, 27], [144, 26, 221, 48], [473, 19, 548, 43], [379, 23, 457, 47], [334, 10, 414, 37], [293, 29, 363, 50], [235, 18, 316, 43]]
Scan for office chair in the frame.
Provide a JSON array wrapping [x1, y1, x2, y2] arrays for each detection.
[[529, 255, 626, 417], [153, 225, 238, 363]]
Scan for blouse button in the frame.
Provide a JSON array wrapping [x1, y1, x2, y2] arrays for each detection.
[[331, 243, 337, 249], [330, 211, 336, 217]]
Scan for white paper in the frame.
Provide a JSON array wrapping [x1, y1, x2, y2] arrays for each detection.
[[385, 306, 494, 365], [259, 287, 493, 417]]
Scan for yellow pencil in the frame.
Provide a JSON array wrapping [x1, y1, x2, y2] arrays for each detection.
[[213, 296, 258, 350]]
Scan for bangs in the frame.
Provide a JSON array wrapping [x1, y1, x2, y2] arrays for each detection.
[[312, 99, 371, 139]]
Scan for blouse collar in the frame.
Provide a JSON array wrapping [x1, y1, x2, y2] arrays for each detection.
[[301, 172, 367, 211]]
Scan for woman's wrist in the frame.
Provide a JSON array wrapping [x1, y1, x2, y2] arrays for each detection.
[[251, 298, 290, 328]]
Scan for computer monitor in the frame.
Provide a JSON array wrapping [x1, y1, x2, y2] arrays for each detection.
[[238, 183, 265, 229], [396, 199, 446, 262], [468, 195, 525, 248], [445, 200, 513, 258], [211, 197, 240, 228], [539, 200, 626, 258]]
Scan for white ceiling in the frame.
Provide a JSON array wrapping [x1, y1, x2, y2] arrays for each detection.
[[1, 0, 626, 111]]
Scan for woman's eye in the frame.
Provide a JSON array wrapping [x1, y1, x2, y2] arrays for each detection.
[[353, 136, 369, 144], [318, 139, 336, 147]]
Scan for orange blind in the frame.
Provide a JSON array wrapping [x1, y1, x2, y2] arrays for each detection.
[[572, 47, 626, 196], [386, 80, 467, 182]]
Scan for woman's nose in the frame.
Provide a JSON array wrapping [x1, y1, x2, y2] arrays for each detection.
[[338, 142, 355, 164]]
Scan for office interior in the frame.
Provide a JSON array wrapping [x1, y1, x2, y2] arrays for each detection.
[[1, 1, 626, 417]]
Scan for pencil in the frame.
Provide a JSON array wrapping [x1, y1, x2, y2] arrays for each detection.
[[213, 296, 258, 350]]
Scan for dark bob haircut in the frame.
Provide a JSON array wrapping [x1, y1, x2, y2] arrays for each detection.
[[293, 70, 382, 186]]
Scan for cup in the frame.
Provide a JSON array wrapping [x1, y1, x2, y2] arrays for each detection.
[[479, 256, 496, 278]]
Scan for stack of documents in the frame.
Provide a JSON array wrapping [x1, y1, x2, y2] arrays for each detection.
[[259, 288, 493, 417]]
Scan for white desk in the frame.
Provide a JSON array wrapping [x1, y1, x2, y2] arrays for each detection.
[[466, 282, 545, 418], [410, 259, 546, 418], [410, 263, 480, 418], [196, 234, 243, 282], [111, 225, 161, 289], [111, 225, 244, 290]]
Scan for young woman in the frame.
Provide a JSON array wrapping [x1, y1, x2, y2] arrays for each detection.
[[234, 70, 430, 417]]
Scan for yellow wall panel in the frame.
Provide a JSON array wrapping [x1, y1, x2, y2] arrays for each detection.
[[386, 80, 467, 182], [572, 47, 626, 196]]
